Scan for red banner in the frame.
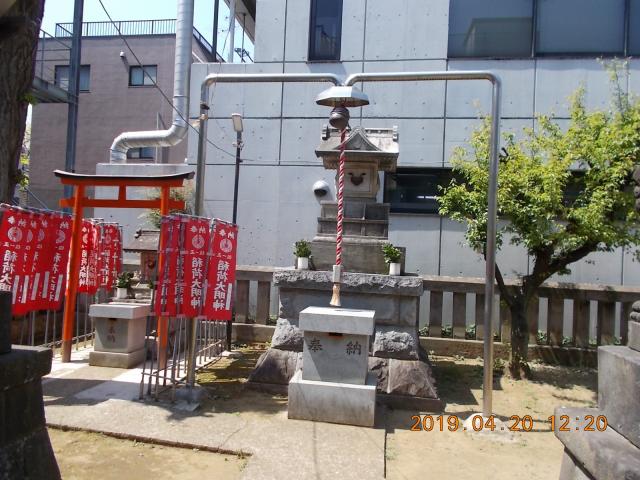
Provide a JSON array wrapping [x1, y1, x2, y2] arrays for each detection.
[[0, 206, 73, 315], [203, 220, 238, 321], [155, 215, 180, 317], [99, 224, 122, 289], [45, 213, 72, 311], [180, 216, 211, 318]]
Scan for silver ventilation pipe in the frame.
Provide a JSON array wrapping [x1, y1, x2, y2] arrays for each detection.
[[109, 0, 194, 163]]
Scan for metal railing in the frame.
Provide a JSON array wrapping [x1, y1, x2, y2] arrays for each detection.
[[35, 29, 71, 87], [232, 266, 639, 349], [54, 20, 217, 61]]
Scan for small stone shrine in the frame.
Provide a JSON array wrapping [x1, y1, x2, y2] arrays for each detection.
[[288, 307, 377, 427], [310, 126, 406, 274]]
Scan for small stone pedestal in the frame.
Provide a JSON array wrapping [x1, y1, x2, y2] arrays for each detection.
[[288, 306, 376, 427], [89, 303, 149, 368], [554, 302, 640, 479]]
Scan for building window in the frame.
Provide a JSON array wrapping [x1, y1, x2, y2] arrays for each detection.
[[54, 65, 90, 91], [126, 147, 155, 160], [448, 0, 533, 58], [629, 0, 640, 55], [384, 168, 453, 215], [129, 65, 157, 86], [308, 0, 343, 61], [536, 0, 625, 55]]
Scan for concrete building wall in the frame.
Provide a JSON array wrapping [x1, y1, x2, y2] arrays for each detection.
[[187, 0, 639, 287], [29, 33, 209, 211]]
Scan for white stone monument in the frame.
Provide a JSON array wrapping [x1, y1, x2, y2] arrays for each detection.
[[288, 306, 377, 427], [89, 303, 149, 368]]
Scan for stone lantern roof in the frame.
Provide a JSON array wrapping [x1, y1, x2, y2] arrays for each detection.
[[315, 126, 399, 172]]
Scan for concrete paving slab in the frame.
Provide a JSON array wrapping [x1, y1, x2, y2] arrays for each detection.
[[43, 349, 386, 480]]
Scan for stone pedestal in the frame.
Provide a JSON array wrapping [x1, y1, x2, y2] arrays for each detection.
[[248, 270, 441, 411], [89, 303, 149, 368], [554, 308, 640, 479], [0, 346, 61, 479], [288, 307, 376, 427]]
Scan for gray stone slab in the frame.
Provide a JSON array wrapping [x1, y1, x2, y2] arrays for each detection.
[[299, 306, 375, 335], [598, 346, 640, 448], [302, 332, 369, 384], [288, 370, 377, 427], [94, 316, 147, 354], [629, 321, 640, 352], [89, 347, 146, 369], [278, 287, 418, 328], [554, 407, 640, 480], [371, 326, 419, 360], [89, 302, 150, 319], [273, 269, 423, 296], [270, 318, 303, 352], [559, 451, 594, 480], [0, 345, 52, 389]]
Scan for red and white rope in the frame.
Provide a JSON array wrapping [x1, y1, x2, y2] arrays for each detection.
[[335, 127, 347, 267]]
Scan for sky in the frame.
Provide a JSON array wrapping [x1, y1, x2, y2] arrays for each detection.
[[40, 0, 253, 61]]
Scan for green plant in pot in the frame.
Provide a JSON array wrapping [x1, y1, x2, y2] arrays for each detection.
[[294, 240, 311, 270], [115, 272, 134, 300], [382, 243, 402, 275]]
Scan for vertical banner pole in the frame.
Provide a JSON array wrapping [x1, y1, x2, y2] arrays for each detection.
[[61, 184, 85, 362], [157, 186, 170, 370]]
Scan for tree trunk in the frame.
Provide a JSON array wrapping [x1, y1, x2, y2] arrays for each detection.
[[509, 296, 532, 379], [0, 0, 45, 204]]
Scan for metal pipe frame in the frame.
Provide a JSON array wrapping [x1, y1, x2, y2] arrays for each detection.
[[195, 70, 501, 417]]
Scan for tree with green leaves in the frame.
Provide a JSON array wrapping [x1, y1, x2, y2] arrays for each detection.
[[438, 86, 640, 378]]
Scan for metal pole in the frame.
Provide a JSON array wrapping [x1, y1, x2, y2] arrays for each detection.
[[232, 130, 242, 224], [212, 0, 220, 59], [344, 70, 502, 418], [64, 0, 84, 204], [228, 0, 236, 63]]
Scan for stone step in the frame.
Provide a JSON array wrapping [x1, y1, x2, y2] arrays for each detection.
[[554, 406, 640, 480], [309, 238, 404, 274], [320, 201, 389, 221], [598, 345, 640, 448], [629, 321, 640, 352]]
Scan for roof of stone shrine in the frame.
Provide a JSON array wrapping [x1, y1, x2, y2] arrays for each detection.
[[124, 229, 160, 253], [315, 126, 399, 172]]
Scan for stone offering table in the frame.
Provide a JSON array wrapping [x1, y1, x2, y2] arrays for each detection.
[[89, 302, 149, 368], [288, 306, 377, 427], [554, 301, 640, 479]]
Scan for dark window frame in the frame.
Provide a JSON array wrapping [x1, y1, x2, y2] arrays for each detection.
[[384, 167, 455, 215], [308, 0, 343, 62], [448, 0, 638, 59], [128, 65, 158, 87], [126, 147, 155, 160], [54, 64, 91, 92]]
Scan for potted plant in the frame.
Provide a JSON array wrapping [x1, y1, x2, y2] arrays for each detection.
[[382, 243, 402, 275], [294, 240, 312, 270], [115, 272, 134, 299]]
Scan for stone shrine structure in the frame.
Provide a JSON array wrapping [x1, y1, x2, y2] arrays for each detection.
[[0, 292, 61, 479], [310, 126, 405, 274], [248, 270, 441, 411]]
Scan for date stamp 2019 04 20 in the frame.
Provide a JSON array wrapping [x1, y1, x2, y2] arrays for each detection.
[[409, 414, 608, 432]]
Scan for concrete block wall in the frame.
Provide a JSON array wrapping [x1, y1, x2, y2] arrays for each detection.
[[187, 0, 640, 290]]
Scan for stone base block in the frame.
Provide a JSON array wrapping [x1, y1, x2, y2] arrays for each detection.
[[288, 370, 376, 427], [554, 407, 640, 479], [89, 347, 145, 369], [598, 346, 640, 448], [629, 321, 640, 352], [309, 237, 404, 275]]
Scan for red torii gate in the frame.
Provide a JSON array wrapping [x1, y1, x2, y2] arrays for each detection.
[[55, 169, 194, 363]]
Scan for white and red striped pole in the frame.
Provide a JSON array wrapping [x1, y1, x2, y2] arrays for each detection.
[[330, 126, 348, 307]]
